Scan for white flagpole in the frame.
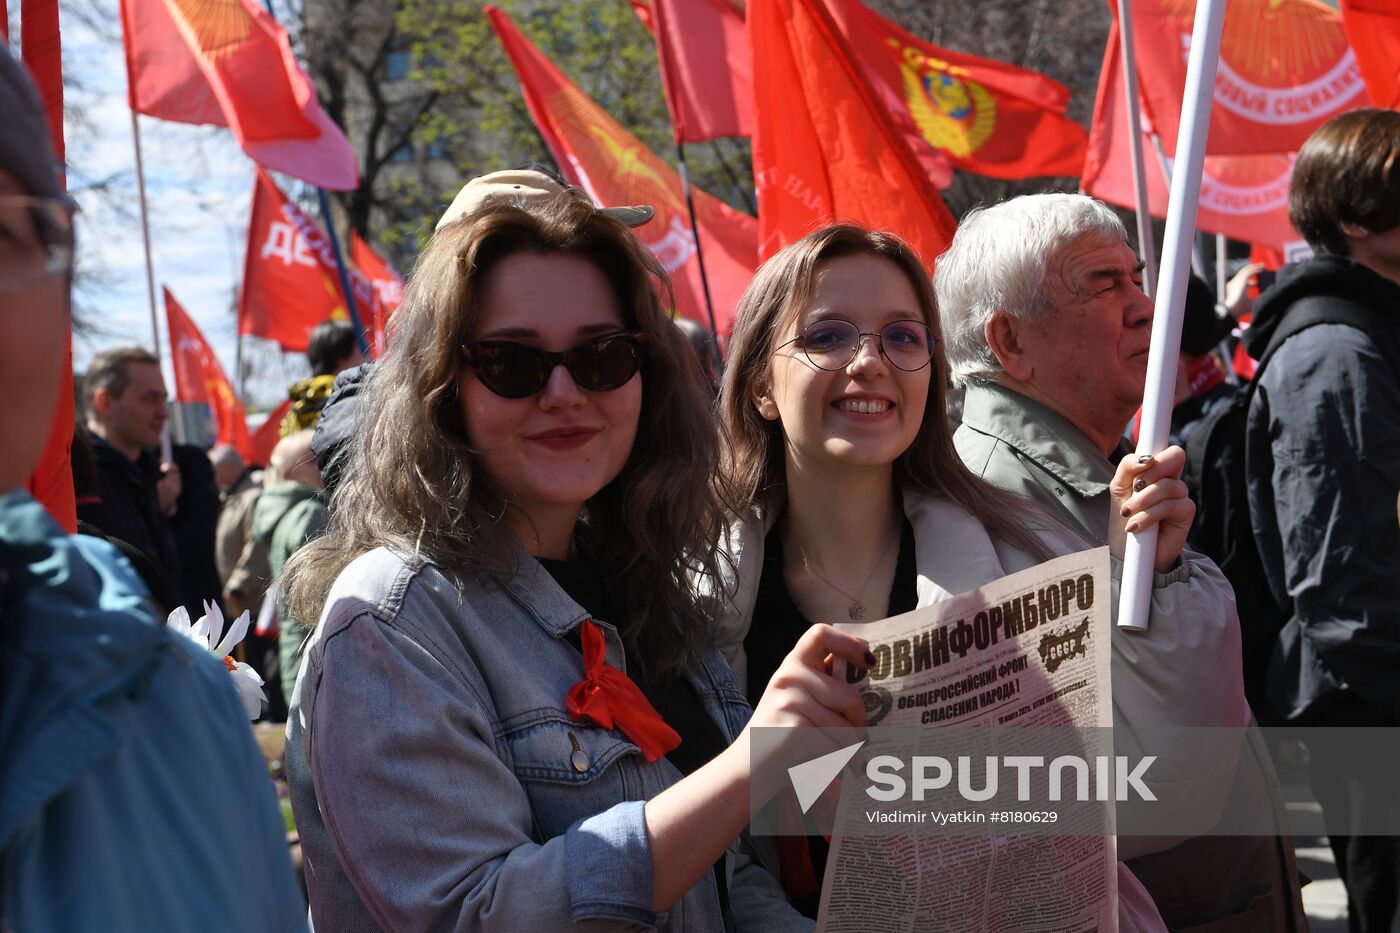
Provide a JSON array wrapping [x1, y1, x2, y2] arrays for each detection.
[[1118, 0, 1227, 632], [129, 109, 174, 463], [1116, 0, 1157, 297], [1215, 233, 1228, 300], [1148, 134, 1211, 279]]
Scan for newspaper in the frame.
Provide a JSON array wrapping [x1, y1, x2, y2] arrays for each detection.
[[817, 547, 1116, 933]]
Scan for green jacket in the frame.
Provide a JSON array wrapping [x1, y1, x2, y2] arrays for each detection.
[[953, 380, 1120, 544], [252, 483, 329, 705]]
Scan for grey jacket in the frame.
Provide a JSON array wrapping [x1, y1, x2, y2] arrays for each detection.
[[954, 381, 1117, 544], [287, 542, 805, 933], [955, 380, 1307, 932]]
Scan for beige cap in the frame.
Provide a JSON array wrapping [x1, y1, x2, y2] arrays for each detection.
[[435, 169, 654, 231]]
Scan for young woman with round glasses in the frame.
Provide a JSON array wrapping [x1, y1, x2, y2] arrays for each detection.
[[711, 225, 1245, 927], [280, 189, 871, 931]]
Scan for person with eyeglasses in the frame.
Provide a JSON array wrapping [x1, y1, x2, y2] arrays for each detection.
[[280, 170, 870, 932], [708, 224, 1249, 928], [0, 48, 306, 932]]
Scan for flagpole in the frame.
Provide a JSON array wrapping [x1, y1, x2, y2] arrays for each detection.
[[129, 109, 174, 462], [1118, 0, 1227, 632], [315, 188, 369, 358], [1115, 0, 1157, 297], [1214, 233, 1228, 300], [130, 111, 161, 363], [675, 142, 722, 355], [1148, 134, 1210, 279]]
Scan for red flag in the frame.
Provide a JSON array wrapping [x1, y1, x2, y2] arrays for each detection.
[[20, 0, 76, 532], [349, 232, 403, 356], [118, 0, 358, 190], [825, 0, 1087, 181], [1340, 0, 1400, 109], [649, 0, 753, 143], [165, 288, 253, 459], [238, 170, 373, 352], [487, 6, 758, 337], [629, 0, 654, 34], [748, 0, 957, 267], [248, 397, 292, 467], [1082, 22, 1309, 255], [1129, 0, 1367, 157]]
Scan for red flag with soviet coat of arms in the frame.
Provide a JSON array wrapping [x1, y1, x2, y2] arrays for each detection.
[[238, 169, 374, 352], [824, 0, 1087, 182], [349, 232, 404, 355], [165, 288, 253, 459], [487, 6, 757, 337], [1082, 20, 1308, 254], [1128, 0, 1367, 157]]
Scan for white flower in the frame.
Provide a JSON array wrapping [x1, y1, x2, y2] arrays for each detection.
[[167, 600, 268, 720]]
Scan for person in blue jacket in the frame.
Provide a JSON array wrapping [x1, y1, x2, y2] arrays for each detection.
[[0, 47, 306, 932]]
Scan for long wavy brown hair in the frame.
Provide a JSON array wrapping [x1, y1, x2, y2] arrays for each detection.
[[283, 194, 727, 677], [719, 224, 1052, 562]]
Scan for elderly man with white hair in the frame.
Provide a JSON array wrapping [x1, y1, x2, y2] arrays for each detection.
[[936, 192, 1305, 932]]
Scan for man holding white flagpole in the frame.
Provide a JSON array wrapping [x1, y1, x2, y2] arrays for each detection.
[[936, 191, 1306, 931]]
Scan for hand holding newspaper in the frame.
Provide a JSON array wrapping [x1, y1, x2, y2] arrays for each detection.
[[815, 548, 1117, 933]]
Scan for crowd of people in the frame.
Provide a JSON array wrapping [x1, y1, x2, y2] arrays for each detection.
[[2, 40, 1398, 933]]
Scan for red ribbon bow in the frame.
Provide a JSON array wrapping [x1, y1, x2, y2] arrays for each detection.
[[566, 620, 681, 763]]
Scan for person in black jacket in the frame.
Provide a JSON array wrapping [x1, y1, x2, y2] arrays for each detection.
[[82, 346, 181, 579], [1244, 108, 1400, 933]]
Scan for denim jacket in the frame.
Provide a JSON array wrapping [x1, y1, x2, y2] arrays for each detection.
[[287, 541, 807, 933]]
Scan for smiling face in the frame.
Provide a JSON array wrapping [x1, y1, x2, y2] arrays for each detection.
[[458, 250, 641, 549], [758, 253, 931, 478], [1016, 235, 1152, 441]]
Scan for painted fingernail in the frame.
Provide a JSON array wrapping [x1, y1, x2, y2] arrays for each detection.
[[1137, 454, 1153, 464], [1132, 478, 1147, 492], [1127, 521, 1140, 532], [863, 650, 877, 667], [1121, 505, 1131, 517]]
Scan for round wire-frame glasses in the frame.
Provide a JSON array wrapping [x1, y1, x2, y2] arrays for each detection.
[[778, 318, 936, 372]]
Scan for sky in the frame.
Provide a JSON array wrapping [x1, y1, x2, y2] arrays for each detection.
[[14, 0, 311, 415]]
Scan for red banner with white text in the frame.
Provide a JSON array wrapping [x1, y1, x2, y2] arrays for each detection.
[[1128, 0, 1367, 157], [349, 232, 404, 356], [238, 170, 374, 352], [1083, 21, 1307, 254]]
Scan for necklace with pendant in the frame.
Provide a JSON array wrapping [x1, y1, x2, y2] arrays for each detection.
[[797, 534, 899, 621]]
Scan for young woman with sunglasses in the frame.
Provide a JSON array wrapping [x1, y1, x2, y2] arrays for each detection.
[[711, 225, 1246, 928], [280, 189, 869, 932]]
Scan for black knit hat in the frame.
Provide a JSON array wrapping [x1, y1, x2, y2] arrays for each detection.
[[0, 48, 64, 199], [1180, 274, 1233, 358]]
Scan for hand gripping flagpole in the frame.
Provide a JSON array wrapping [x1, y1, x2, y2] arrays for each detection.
[[1118, 0, 1226, 632]]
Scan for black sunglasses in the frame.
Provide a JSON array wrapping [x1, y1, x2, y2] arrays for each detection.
[[461, 332, 648, 399]]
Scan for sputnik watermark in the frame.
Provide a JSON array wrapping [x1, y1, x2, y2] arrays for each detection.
[[865, 753, 1157, 803], [787, 742, 1155, 815]]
